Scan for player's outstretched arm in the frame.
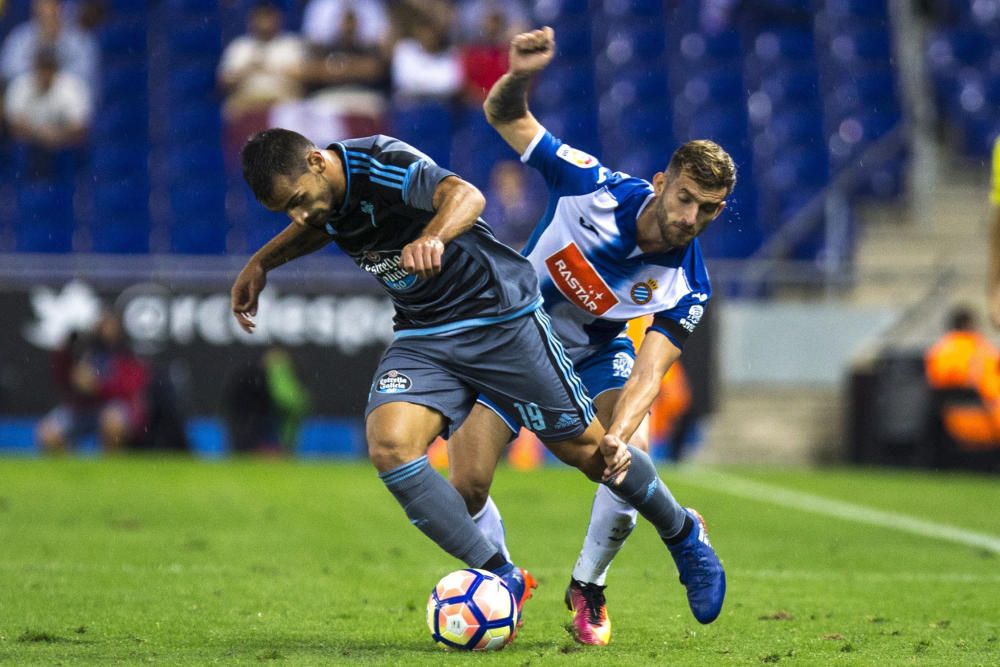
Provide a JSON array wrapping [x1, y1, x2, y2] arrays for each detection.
[[606, 331, 683, 447], [483, 26, 555, 155], [230, 221, 332, 333], [401, 176, 486, 279]]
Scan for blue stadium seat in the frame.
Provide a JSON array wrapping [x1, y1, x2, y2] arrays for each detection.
[[830, 27, 893, 64], [92, 105, 148, 138], [167, 61, 217, 101], [754, 27, 815, 63], [828, 69, 898, 118], [168, 105, 222, 142], [167, 23, 222, 58], [554, 19, 593, 60], [533, 0, 590, 22], [678, 30, 743, 65], [535, 63, 596, 112], [389, 104, 453, 167], [15, 183, 75, 253], [101, 63, 148, 104], [92, 145, 147, 178], [759, 65, 819, 106], [765, 107, 825, 150], [825, 0, 890, 20], [167, 145, 225, 180]]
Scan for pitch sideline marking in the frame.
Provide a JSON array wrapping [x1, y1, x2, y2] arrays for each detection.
[[680, 469, 1000, 554]]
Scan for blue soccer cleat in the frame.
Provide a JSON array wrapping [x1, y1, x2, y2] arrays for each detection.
[[496, 563, 537, 629], [667, 508, 726, 624]]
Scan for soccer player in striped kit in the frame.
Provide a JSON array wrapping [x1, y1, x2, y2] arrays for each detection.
[[448, 26, 733, 644]]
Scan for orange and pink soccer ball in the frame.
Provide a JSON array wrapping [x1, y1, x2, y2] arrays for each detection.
[[426, 568, 518, 651]]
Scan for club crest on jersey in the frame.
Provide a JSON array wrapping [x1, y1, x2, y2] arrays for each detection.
[[556, 144, 598, 169], [630, 279, 658, 305], [544, 243, 619, 316], [359, 250, 418, 291], [375, 370, 411, 393], [612, 352, 634, 379]]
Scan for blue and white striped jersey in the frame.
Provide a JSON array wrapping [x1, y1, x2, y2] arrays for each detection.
[[322, 135, 540, 334], [519, 128, 712, 364]]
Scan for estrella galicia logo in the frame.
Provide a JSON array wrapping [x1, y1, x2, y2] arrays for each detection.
[[630, 280, 654, 305], [376, 370, 412, 394], [359, 250, 418, 291]]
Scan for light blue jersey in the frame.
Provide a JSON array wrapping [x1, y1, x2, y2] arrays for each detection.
[[519, 128, 712, 365]]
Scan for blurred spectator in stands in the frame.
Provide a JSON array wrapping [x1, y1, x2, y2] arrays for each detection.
[[482, 161, 540, 248], [925, 305, 1000, 448], [1, 0, 99, 90], [302, 0, 390, 51], [5, 47, 91, 181], [390, 0, 462, 103], [218, 1, 304, 168], [297, 7, 389, 137], [219, 2, 304, 119], [37, 309, 150, 453], [459, 5, 509, 106], [988, 136, 1000, 328], [222, 347, 310, 456], [456, 0, 528, 43]]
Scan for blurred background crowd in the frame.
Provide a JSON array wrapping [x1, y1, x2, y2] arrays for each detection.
[[1, 0, 999, 471]]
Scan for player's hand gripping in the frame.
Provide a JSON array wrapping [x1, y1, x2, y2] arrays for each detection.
[[401, 235, 445, 279], [600, 433, 632, 485], [231, 260, 267, 333], [508, 26, 556, 77]]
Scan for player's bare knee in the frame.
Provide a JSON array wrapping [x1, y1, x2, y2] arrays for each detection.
[[366, 423, 421, 473], [451, 474, 489, 515]]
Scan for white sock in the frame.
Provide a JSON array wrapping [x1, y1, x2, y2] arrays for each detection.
[[571, 484, 638, 586], [472, 496, 511, 562]]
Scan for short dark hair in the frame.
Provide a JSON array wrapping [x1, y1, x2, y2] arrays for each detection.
[[667, 140, 737, 197], [948, 305, 977, 331], [241, 128, 316, 202]]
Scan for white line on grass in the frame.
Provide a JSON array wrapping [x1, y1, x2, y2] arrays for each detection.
[[736, 569, 1000, 584], [680, 469, 1000, 554]]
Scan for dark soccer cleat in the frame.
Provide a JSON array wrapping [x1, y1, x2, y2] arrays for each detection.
[[564, 578, 611, 645], [667, 508, 726, 624], [498, 564, 537, 629]]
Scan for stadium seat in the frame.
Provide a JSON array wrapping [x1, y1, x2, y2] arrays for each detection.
[[754, 27, 815, 63], [15, 183, 75, 253], [389, 104, 454, 167], [533, 0, 590, 22], [167, 62, 218, 101], [535, 64, 596, 112], [830, 27, 893, 65], [167, 23, 222, 58], [168, 105, 222, 142], [98, 19, 146, 55], [91, 145, 147, 178], [101, 63, 148, 104], [678, 30, 743, 65], [759, 65, 820, 107], [92, 105, 148, 138]]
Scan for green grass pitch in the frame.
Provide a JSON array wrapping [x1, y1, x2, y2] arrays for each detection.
[[1, 457, 998, 665]]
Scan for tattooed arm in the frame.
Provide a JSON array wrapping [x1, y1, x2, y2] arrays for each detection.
[[483, 26, 556, 154], [231, 222, 333, 333]]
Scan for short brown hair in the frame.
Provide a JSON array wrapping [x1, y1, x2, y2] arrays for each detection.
[[667, 140, 737, 196]]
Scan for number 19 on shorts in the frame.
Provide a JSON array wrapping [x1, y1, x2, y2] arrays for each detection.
[[513, 402, 546, 431]]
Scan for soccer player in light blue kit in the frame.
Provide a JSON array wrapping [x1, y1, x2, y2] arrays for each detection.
[[448, 27, 732, 644]]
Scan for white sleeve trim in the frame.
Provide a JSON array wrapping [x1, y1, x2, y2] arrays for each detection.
[[519, 127, 547, 163]]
